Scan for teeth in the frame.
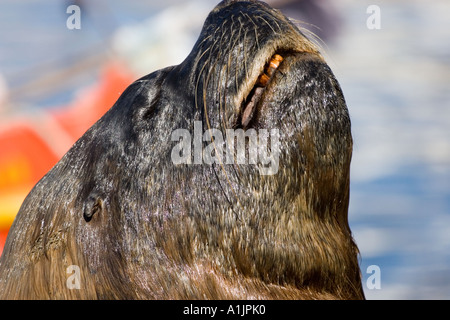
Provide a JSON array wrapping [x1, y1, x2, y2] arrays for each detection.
[[267, 54, 283, 76], [257, 73, 270, 87], [256, 54, 284, 87]]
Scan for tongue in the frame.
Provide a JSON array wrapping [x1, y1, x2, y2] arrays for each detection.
[[241, 86, 264, 127]]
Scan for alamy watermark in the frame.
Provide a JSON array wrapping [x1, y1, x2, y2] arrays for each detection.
[[171, 121, 280, 175], [366, 265, 381, 290], [367, 5, 381, 30], [66, 5, 81, 30], [66, 265, 81, 289]]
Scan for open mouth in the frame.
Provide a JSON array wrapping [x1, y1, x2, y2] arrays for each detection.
[[240, 53, 285, 128]]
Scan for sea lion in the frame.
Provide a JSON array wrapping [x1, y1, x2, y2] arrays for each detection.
[[0, 0, 364, 299]]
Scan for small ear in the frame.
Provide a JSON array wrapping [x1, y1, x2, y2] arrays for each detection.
[[83, 195, 103, 222]]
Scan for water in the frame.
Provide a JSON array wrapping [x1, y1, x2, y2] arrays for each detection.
[[1, 0, 449, 299], [330, 0, 450, 299]]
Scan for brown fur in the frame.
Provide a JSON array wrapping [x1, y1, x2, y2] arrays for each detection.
[[0, 0, 364, 299]]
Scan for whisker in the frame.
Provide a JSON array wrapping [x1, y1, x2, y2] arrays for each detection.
[[289, 18, 327, 53], [262, 9, 283, 34], [243, 12, 260, 51], [194, 45, 214, 111], [230, 15, 243, 95], [203, 41, 220, 132], [255, 13, 278, 35], [216, 29, 227, 133], [239, 17, 249, 82], [195, 33, 213, 50]]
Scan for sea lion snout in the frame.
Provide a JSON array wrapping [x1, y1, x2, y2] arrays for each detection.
[[175, 0, 322, 130]]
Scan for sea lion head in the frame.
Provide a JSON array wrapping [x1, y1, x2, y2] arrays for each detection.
[[0, 0, 364, 299]]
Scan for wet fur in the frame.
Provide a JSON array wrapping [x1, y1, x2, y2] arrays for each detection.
[[0, 0, 364, 299]]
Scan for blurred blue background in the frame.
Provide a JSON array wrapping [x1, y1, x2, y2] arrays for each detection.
[[0, 0, 449, 299]]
